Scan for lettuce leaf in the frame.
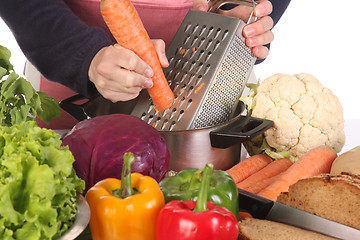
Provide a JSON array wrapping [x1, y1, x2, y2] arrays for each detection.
[[0, 121, 85, 240]]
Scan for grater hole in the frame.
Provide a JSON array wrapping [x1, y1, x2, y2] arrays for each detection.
[[198, 37, 205, 48], [188, 73, 196, 85], [181, 60, 189, 70], [186, 99, 193, 109], [205, 51, 212, 62], [183, 35, 191, 44], [197, 50, 205, 61], [191, 36, 198, 46], [177, 109, 185, 121], [214, 28, 221, 39], [192, 24, 199, 34], [169, 121, 176, 131], [184, 23, 191, 32], [214, 40, 220, 51], [204, 64, 211, 75], [205, 39, 213, 50], [221, 29, 229, 40], [200, 25, 206, 35], [189, 61, 196, 72], [160, 119, 168, 130], [195, 62, 203, 74], [195, 75, 202, 85], [187, 86, 194, 97], [170, 108, 177, 119], [207, 26, 214, 37]]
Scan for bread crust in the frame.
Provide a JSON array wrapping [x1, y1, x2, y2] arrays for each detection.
[[277, 173, 360, 230], [238, 218, 337, 240]]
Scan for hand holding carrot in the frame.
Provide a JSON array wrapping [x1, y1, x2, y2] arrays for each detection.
[[89, 40, 169, 102], [193, 0, 274, 59], [100, 0, 175, 111]]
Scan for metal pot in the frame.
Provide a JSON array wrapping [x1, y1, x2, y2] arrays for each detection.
[[60, 95, 273, 171]]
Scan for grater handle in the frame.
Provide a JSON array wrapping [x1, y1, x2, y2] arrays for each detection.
[[208, 0, 256, 23], [209, 116, 273, 149], [60, 94, 90, 121]]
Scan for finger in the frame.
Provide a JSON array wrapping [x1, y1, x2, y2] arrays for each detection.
[[253, 0, 273, 18], [193, 0, 208, 11], [100, 88, 142, 103], [96, 65, 153, 92], [252, 45, 269, 60], [113, 44, 154, 78], [243, 16, 274, 38], [245, 30, 274, 48], [151, 39, 169, 67]]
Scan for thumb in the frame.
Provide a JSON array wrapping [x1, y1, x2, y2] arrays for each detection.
[[193, 0, 208, 11]]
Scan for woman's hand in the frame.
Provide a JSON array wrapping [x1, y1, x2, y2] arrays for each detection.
[[193, 0, 274, 59], [88, 39, 169, 102]]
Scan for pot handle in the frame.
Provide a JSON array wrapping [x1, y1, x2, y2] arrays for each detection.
[[59, 94, 90, 122], [209, 116, 273, 149]]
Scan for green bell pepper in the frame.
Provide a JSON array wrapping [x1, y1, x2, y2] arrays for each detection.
[[159, 167, 239, 220]]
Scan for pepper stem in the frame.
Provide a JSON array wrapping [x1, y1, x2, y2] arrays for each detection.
[[112, 152, 135, 198], [194, 163, 213, 212]]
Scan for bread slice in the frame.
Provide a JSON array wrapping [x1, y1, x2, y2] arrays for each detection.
[[238, 218, 337, 240], [277, 173, 360, 230]]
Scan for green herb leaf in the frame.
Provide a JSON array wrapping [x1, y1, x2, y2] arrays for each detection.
[[0, 45, 61, 126]]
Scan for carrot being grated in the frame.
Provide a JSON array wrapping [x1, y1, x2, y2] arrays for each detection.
[[100, 0, 174, 111]]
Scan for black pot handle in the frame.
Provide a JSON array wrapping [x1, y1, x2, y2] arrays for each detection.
[[59, 94, 90, 122], [210, 116, 273, 149]]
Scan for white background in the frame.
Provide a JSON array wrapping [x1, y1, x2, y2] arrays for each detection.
[[1, 0, 359, 149]]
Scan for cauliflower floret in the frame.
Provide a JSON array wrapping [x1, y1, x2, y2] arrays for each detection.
[[248, 73, 345, 162]]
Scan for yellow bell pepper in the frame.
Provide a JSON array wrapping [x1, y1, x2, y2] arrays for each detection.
[[85, 152, 165, 240]]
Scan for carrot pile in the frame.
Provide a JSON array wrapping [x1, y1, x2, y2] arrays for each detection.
[[227, 146, 338, 201], [100, 0, 175, 111]]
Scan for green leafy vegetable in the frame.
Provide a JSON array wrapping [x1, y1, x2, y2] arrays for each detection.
[[0, 45, 61, 126], [0, 121, 85, 240]]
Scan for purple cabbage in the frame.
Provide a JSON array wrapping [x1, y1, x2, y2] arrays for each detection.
[[61, 114, 170, 191]]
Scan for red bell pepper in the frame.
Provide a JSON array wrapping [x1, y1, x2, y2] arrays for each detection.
[[156, 163, 239, 240]]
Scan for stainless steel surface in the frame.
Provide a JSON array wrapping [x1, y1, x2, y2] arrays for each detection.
[[131, 0, 256, 131], [162, 123, 240, 171], [267, 202, 360, 240], [58, 195, 90, 240]]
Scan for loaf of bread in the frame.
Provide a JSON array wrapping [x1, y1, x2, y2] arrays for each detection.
[[330, 145, 360, 175], [277, 172, 360, 230], [238, 218, 337, 240]]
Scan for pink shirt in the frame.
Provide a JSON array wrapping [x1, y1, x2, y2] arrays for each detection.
[[64, 0, 193, 48]]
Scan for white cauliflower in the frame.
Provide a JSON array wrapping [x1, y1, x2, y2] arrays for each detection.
[[243, 73, 345, 162]]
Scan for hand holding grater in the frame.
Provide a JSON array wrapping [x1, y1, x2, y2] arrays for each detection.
[[131, 0, 257, 131]]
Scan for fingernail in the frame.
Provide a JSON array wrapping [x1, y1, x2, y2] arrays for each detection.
[[142, 79, 153, 88], [244, 27, 255, 37], [144, 66, 154, 78]]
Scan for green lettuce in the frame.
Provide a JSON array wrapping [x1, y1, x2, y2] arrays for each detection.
[[0, 121, 85, 240]]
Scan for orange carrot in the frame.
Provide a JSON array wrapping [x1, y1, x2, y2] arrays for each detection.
[[241, 173, 282, 194], [236, 158, 293, 192], [226, 154, 272, 184], [100, 0, 175, 111], [257, 146, 337, 201]]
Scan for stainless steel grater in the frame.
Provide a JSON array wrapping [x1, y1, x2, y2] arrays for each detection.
[[131, 0, 257, 131]]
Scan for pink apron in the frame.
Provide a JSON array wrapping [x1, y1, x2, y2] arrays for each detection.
[[38, 0, 193, 129]]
